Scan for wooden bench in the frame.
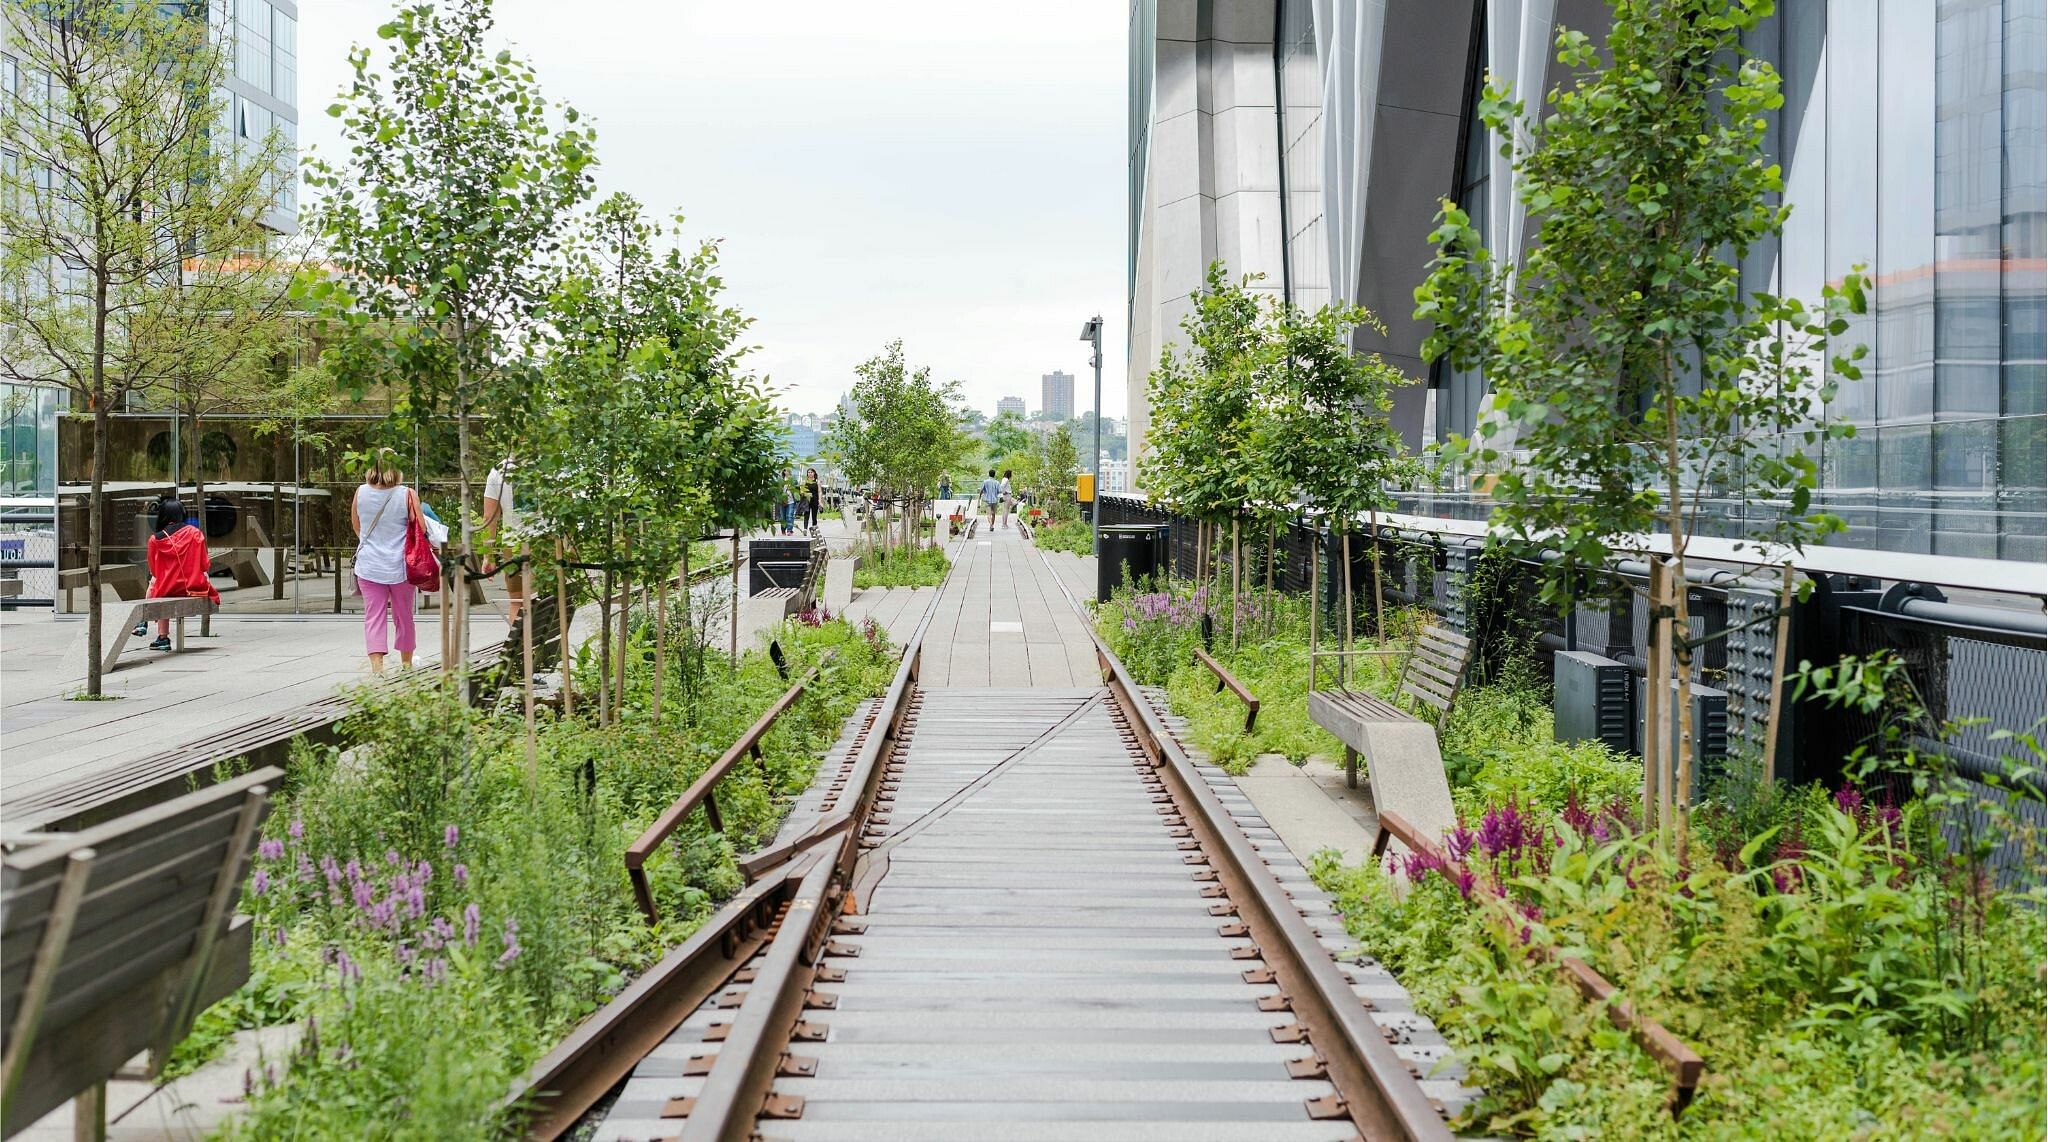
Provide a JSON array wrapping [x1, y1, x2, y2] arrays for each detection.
[[97, 596, 217, 675], [0, 767, 279, 1139], [1307, 622, 1474, 851], [59, 565, 145, 609]]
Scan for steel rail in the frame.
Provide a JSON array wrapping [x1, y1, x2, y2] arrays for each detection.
[[509, 530, 969, 1138], [1038, 547, 1454, 1141], [508, 858, 808, 1137]]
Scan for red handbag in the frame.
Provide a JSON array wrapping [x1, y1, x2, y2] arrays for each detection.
[[403, 497, 440, 590]]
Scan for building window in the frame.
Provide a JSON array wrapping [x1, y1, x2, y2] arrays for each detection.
[[271, 7, 295, 103]]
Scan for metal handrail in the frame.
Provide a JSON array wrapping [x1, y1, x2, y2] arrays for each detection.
[[1193, 647, 1260, 732], [624, 651, 838, 925]]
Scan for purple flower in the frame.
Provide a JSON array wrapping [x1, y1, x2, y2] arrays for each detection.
[[1835, 785, 1864, 815], [1443, 825, 1476, 863], [288, 818, 304, 842], [251, 869, 270, 895], [444, 825, 460, 851], [344, 858, 363, 884], [321, 856, 342, 885], [257, 838, 285, 862], [351, 880, 375, 910], [384, 850, 402, 867], [463, 903, 480, 946], [453, 863, 469, 887], [497, 917, 522, 967], [296, 853, 317, 883], [423, 957, 447, 983], [1476, 801, 1526, 858], [1451, 865, 1476, 900], [335, 949, 359, 983]]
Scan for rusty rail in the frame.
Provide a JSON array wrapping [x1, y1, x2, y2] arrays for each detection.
[[1193, 647, 1260, 732], [1372, 810, 1705, 1113], [624, 651, 838, 925], [1034, 549, 1452, 1141], [509, 531, 970, 1138]]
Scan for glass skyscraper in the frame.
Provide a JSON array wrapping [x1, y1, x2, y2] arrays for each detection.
[[1129, 0, 2046, 562]]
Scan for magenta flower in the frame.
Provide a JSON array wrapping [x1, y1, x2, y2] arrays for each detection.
[[256, 838, 285, 862], [444, 825, 460, 850], [453, 863, 469, 887], [251, 869, 270, 895]]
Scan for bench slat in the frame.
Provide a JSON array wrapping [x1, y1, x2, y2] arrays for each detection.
[[1, 807, 243, 949]]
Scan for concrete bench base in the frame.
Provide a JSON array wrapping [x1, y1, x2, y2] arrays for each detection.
[[1307, 688, 1458, 858], [99, 596, 216, 674]]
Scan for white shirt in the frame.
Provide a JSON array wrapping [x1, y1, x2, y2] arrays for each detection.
[[999, 477, 1013, 501], [354, 484, 410, 585], [484, 465, 524, 535]]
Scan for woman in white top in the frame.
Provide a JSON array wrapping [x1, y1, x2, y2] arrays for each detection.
[[999, 469, 1014, 529], [351, 452, 428, 673]]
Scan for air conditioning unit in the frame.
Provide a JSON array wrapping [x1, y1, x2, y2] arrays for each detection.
[[1634, 678, 1730, 800], [1554, 651, 1633, 753]]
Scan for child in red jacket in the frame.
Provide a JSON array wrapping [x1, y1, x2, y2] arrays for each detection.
[[140, 498, 219, 650]]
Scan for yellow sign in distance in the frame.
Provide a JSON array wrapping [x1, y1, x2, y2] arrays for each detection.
[[1076, 473, 1095, 503]]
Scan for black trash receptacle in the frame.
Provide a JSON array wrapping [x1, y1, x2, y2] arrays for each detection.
[[1097, 524, 1169, 602]]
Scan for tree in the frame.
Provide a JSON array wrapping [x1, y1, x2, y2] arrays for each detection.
[[0, 1, 289, 695], [828, 342, 963, 554], [526, 194, 774, 723], [1143, 264, 1267, 616], [303, 0, 596, 662], [1415, 0, 1867, 847], [1259, 301, 1414, 668], [982, 409, 1029, 468]]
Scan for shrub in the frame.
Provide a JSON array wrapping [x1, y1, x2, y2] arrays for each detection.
[[852, 544, 949, 589]]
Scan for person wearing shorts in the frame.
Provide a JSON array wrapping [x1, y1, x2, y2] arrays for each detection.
[[481, 462, 528, 625], [978, 468, 1002, 527]]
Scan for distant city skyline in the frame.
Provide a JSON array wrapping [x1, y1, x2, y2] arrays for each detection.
[[996, 396, 1026, 418]]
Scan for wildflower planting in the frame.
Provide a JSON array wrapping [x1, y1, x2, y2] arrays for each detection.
[[187, 613, 896, 1138], [1311, 655, 2046, 1137]]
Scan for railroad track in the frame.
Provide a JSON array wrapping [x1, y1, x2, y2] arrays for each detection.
[[515, 547, 1474, 1141]]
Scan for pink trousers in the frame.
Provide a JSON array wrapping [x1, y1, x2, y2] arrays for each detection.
[[359, 577, 417, 655]]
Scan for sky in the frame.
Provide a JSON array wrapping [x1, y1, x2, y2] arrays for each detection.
[[296, 0, 1129, 423]]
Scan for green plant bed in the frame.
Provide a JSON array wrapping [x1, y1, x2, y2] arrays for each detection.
[[1308, 662, 2046, 1138], [189, 617, 896, 1137], [852, 544, 949, 589], [1030, 517, 1094, 557]]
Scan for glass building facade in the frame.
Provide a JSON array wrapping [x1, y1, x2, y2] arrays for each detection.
[[1252, 0, 2048, 561]]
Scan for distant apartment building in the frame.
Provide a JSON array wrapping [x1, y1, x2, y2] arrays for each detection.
[[1100, 458, 1132, 496], [997, 396, 1027, 419], [1040, 370, 1075, 421]]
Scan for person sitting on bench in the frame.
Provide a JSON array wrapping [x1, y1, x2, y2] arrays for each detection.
[[137, 499, 218, 650]]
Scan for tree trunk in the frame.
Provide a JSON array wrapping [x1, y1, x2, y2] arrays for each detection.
[[522, 542, 536, 787], [729, 532, 740, 665], [1264, 520, 1276, 641], [1760, 563, 1796, 786], [1340, 529, 1355, 688], [597, 571, 613, 727], [556, 538, 574, 719], [84, 401, 107, 696], [1646, 558, 1675, 845], [193, 432, 210, 638], [1308, 523, 1320, 692], [1672, 555, 1697, 859], [1230, 516, 1240, 650], [1369, 509, 1385, 642]]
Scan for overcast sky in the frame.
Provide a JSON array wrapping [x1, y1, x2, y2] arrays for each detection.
[[297, 0, 1129, 422]]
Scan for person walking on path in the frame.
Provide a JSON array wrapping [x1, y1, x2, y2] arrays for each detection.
[[978, 468, 1002, 528], [480, 460, 528, 625], [778, 467, 799, 534], [139, 498, 218, 650], [802, 467, 822, 532], [999, 469, 1015, 529], [351, 453, 428, 673]]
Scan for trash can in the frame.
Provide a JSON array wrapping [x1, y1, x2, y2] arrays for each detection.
[[1097, 524, 1169, 602]]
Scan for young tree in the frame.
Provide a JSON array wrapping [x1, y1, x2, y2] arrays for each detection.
[[1415, 0, 1867, 846], [829, 342, 962, 554], [526, 194, 770, 723], [303, 0, 596, 662], [982, 409, 1030, 469], [0, 2, 289, 695], [1259, 301, 1415, 671], [1144, 264, 1266, 608]]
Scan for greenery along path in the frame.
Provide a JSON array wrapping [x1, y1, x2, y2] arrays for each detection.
[[180, 614, 895, 1139]]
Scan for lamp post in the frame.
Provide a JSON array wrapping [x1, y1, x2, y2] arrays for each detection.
[[1078, 315, 1103, 557]]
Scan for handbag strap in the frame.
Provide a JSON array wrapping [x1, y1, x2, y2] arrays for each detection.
[[363, 485, 396, 535]]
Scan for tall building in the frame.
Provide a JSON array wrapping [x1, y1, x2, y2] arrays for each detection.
[[997, 396, 1027, 418], [1041, 370, 1075, 421], [1129, 0, 2045, 561]]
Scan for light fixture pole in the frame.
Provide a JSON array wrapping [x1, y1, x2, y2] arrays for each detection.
[[1079, 315, 1104, 558]]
